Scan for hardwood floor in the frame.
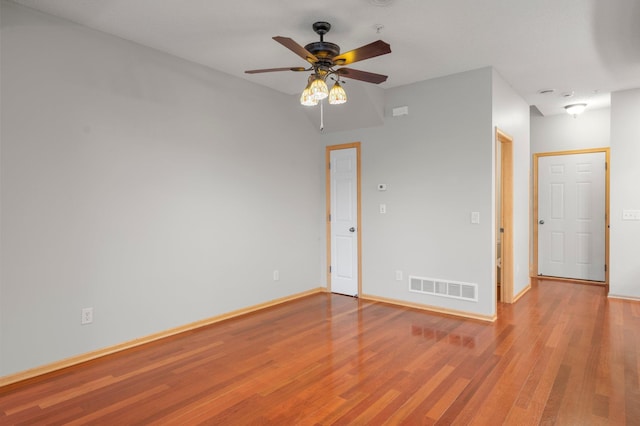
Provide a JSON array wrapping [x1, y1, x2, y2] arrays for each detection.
[[1, 279, 639, 425]]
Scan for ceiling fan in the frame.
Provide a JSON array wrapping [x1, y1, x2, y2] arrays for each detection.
[[245, 21, 391, 106]]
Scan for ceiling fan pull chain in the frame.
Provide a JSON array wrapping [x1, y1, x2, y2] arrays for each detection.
[[320, 99, 324, 132]]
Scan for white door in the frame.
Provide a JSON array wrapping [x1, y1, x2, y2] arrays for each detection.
[[538, 152, 606, 281], [330, 148, 359, 296]]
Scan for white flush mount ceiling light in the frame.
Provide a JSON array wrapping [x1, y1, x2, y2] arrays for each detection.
[[537, 88, 555, 95], [368, 0, 396, 6], [565, 103, 587, 116]]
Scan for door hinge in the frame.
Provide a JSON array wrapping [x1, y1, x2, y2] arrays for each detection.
[[328, 214, 331, 221], [500, 228, 504, 233], [605, 264, 607, 272], [328, 161, 331, 170], [605, 162, 608, 170], [329, 265, 332, 273]]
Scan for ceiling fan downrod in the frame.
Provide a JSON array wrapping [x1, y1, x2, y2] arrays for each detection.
[[312, 21, 331, 42]]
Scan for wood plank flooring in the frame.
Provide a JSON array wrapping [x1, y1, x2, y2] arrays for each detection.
[[1, 279, 639, 425]]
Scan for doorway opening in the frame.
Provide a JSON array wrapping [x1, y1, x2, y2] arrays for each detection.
[[326, 142, 362, 296], [496, 129, 514, 303], [533, 148, 609, 290]]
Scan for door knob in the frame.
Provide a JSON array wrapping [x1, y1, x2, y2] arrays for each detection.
[[539, 219, 545, 225], [349, 227, 356, 232]]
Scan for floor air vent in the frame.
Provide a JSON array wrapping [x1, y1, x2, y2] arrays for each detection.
[[409, 276, 478, 302]]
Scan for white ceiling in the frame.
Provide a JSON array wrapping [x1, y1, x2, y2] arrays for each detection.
[[9, 0, 640, 116]]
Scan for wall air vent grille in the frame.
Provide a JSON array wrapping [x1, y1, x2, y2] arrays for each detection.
[[408, 276, 478, 302], [410, 278, 422, 292]]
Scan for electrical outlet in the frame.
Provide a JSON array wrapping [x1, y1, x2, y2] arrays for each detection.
[[81, 307, 93, 325], [273, 270, 280, 281]]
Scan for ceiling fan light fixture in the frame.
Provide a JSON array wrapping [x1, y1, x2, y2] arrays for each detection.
[[310, 77, 329, 100], [300, 85, 318, 106], [248, 21, 391, 113], [300, 76, 319, 106], [328, 81, 347, 105], [564, 103, 587, 116]]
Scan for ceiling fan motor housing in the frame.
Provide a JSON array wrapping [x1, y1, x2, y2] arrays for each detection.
[[306, 21, 340, 61], [304, 41, 340, 59]]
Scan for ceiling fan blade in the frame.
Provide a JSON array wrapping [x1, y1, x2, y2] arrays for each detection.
[[336, 68, 388, 84], [333, 40, 391, 66], [273, 36, 318, 63], [245, 67, 308, 74]]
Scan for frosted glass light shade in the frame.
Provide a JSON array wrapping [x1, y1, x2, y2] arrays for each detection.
[[300, 86, 318, 106], [310, 78, 328, 100], [565, 103, 587, 115], [328, 81, 347, 105]]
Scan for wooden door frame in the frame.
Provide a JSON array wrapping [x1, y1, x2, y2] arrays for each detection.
[[496, 129, 514, 303], [325, 142, 362, 295], [532, 148, 610, 289]]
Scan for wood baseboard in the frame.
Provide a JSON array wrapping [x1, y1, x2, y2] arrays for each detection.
[[512, 283, 532, 303], [360, 294, 497, 322], [608, 294, 640, 302], [0, 287, 325, 388], [531, 275, 607, 287]]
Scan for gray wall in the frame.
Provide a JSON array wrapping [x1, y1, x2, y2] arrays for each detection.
[[321, 67, 529, 318], [0, 2, 323, 376], [610, 88, 640, 298], [529, 108, 611, 273], [531, 96, 640, 301], [531, 108, 611, 154], [7, 0, 627, 379], [492, 69, 531, 296]]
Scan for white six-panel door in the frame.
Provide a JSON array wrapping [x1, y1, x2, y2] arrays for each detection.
[[538, 152, 606, 281], [329, 148, 359, 296]]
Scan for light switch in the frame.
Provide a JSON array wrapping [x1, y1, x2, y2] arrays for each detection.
[[392, 106, 409, 117], [471, 212, 480, 224], [380, 204, 387, 214], [622, 209, 640, 220]]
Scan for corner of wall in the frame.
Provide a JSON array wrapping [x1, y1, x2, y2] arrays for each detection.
[[609, 88, 640, 298], [491, 69, 531, 301]]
